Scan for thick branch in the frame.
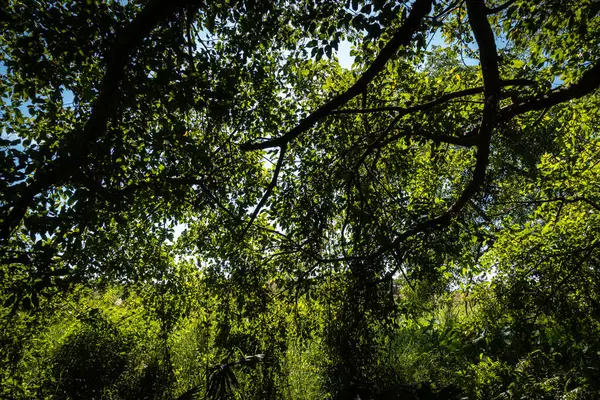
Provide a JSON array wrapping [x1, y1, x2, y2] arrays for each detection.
[[332, 83, 535, 152], [77, 0, 202, 157], [338, 79, 536, 159], [373, 0, 502, 256], [458, 62, 600, 138], [0, 0, 199, 241], [240, 0, 434, 151], [502, 62, 600, 119], [443, 0, 501, 212]]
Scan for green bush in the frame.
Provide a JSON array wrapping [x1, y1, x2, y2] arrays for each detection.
[[51, 308, 131, 399]]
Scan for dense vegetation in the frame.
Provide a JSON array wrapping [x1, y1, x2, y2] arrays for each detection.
[[2, 0, 600, 398]]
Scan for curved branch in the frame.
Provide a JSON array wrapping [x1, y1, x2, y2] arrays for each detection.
[[337, 79, 536, 162], [371, 0, 502, 257], [240, 0, 435, 151], [502, 62, 600, 119], [458, 62, 600, 139], [0, 0, 201, 241], [443, 0, 501, 212], [429, 0, 465, 20], [238, 145, 287, 241], [78, 0, 201, 154]]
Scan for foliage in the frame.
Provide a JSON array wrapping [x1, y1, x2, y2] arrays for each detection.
[[51, 309, 132, 399], [2, 0, 600, 399]]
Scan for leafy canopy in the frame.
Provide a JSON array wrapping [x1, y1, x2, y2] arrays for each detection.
[[1, 0, 600, 397]]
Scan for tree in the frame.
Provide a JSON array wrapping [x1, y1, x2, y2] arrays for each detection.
[[2, 0, 600, 398]]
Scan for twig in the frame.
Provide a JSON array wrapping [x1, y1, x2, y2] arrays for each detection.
[[239, 144, 287, 241]]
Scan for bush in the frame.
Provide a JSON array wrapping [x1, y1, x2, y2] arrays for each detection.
[[51, 308, 131, 399]]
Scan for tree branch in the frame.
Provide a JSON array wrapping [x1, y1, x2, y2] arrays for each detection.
[[458, 62, 600, 139], [78, 0, 202, 155], [0, 0, 201, 241], [337, 79, 537, 160], [369, 0, 502, 257], [502, 62, 600, 119], [429, 0, 465, 20], [442, 0, 501, 212], [240, 0, 434, 151], [239, 145, 287, 241]]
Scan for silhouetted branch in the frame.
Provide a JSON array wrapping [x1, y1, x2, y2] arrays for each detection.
[[503, 62, 600, 118], [0, 0, 202, 241], [429, 0, 464, 20], [239, 145, 287, 241], [240, 0, 435, 151], [367, 0, 502, 259]]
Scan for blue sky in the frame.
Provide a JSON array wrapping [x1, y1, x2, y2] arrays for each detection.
[[337, 40, 355, 69]]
